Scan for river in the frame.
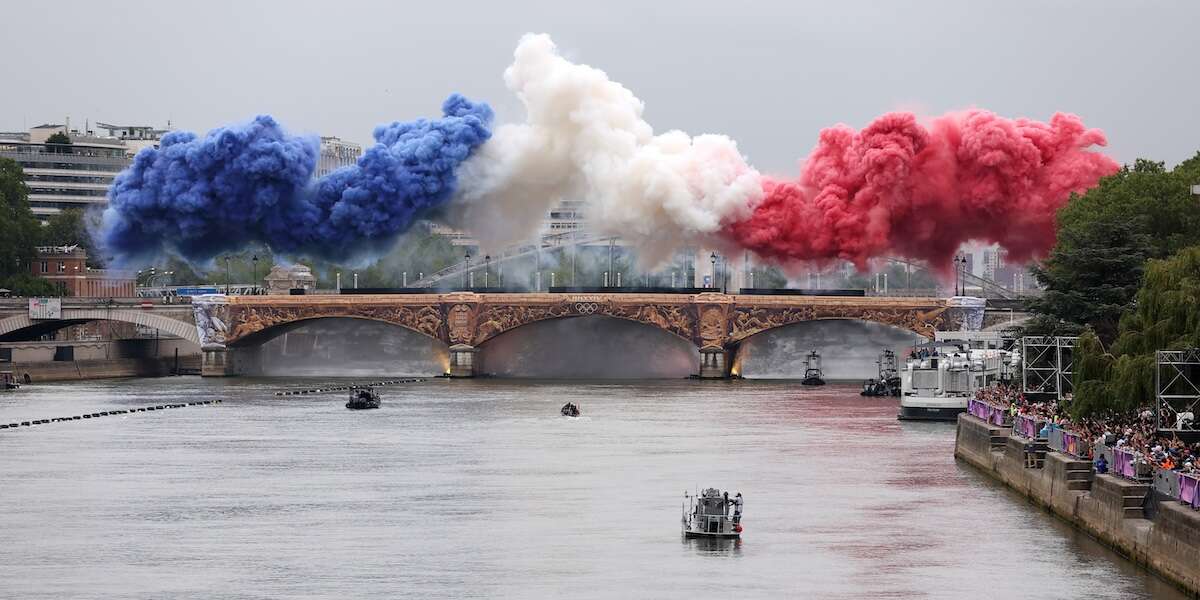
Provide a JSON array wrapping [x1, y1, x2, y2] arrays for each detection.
[[0, 377, 1186, 599]]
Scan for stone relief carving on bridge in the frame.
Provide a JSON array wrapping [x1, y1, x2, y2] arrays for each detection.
[[470, 299, 696, 345], [192, 295, 230, 350], [224, 303, 444, 344], [728, 304, 949, 341], [447, 304, 475, 344]]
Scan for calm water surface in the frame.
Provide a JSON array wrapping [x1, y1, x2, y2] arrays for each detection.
[[0, 378, 1186, 599]]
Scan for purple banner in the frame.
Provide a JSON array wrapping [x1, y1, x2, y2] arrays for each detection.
[[1113, 448, 1137, 480], [1181, 474, 1199, 509], [967, 399, 1008, 426], [1061, 430, 1087, 458], [1013, 414, 1044, 439]]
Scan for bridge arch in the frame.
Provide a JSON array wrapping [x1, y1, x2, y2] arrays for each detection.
[[226, 314, 446, 348], [730, 318, 927, 380], [221, 303, 445, 348], [0, 308, 201, 345], [475, 313, 698, 378], [468, 300, 698, 347]]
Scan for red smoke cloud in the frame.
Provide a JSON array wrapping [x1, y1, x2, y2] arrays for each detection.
[[724, 110, 1119, 273]]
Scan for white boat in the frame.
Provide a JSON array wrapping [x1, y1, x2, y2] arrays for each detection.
[[801, 350, 825, 386], [897, 332, 1018, 421], [1, 371, 19, 391], [682, 488, 743, 538]]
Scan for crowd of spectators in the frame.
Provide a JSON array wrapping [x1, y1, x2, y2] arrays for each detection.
[[973, 386, 1200, 475]]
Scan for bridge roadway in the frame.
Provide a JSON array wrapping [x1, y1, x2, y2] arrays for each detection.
[[0, 293, 1013, 378]]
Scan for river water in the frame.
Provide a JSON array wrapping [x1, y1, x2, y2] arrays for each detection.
[[0, 378, 1186, 599]]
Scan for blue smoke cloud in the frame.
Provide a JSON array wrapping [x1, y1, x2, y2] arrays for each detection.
[[99, 94, 492, 265]]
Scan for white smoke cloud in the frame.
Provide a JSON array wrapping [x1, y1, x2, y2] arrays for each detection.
[[449, 33, 762, 265]]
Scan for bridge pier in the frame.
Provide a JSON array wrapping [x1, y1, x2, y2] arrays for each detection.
[[697, 345, 729, 379], [201, 347, 234, 377], [447, 344, 478, 378]]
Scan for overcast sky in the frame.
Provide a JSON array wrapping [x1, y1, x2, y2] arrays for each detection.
[[3, 0, 1198, 174]]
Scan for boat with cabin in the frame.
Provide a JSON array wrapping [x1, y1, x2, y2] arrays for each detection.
[[560, 402, 580, 417], [862, 350, 901, 397], [801, 350, 825, 386], [682, 488, 743, 538], [897, 332, 1019, 421], [345, 386, 381, 410], [1, 371, 19, 391]]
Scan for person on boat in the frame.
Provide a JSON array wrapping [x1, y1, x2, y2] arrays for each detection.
[[732, 493, 743, 523]]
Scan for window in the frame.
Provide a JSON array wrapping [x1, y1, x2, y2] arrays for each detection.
[[41, 261, 48, 273], [58, 261, 65, 273]]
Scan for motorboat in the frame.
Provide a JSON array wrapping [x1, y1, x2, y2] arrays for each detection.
[[345, 386, 381, 410], [862, 350, 901, 397], [801, 350, 825, 386], [1, 371, 18, 391], [682, 488, 743, 538], [560, 402, 580, 417], [897, 332, 1019, 421]]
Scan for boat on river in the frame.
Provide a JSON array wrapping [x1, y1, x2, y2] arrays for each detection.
[[862, 350, 901, 397], [801, 350, 825, 386], [682, 488, 743, 538], [560, 402, 580, 417], [346, 386, 380, 410], [898, 333, 1018, 421], [1, 371, 19, 391]]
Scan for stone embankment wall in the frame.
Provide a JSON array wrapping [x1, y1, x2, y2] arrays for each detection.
[[956, 414, 1200, 597], [7, 356, 201, 383]]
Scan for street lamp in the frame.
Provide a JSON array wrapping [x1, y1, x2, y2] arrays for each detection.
[[463, 251, 471, 289], [710, 252, 717, 289], [251, 254, 259, 295], [954, 254, 967, 296], [224, 257, 231, 294], [484, 255, 491, 288]]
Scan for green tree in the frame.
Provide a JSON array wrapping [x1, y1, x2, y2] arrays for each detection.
[[0, 158, 41, 285], [44, 131, 72, 154], [1, 273, 61, 297], [1070, 245, 1200, 418], [1028, 155, 1200, 343]]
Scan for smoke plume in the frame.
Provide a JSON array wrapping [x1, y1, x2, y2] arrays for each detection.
[[99, 95, 492, 265], [725, 110, 1119, 271], [448, 33, 760, 264]]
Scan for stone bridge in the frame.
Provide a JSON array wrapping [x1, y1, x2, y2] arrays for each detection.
[[193, 292, 986, 378], [0, 300, 200, 344]]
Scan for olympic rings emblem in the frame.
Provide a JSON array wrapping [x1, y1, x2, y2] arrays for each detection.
[[575, 302, 599, 314]]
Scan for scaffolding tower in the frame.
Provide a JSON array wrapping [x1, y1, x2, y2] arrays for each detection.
[[1021, 336, 1077, 401], [1155, 349, 1200, 433]]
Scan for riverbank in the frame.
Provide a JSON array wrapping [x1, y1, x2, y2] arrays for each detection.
[[4, 356, 201, 383], [955, 413, 1200, 597]]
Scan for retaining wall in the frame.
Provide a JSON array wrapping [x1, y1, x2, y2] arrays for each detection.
[[955, 413, 1200, 597], [7, 355, 201, 383]]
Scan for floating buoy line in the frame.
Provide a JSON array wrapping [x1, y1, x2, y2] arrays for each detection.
[[0, 400, 222, 431], [273, 378, 425, 396]]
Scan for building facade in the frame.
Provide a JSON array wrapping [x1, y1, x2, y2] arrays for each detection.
[[0, 122, 167, 220], [29, 245, 135, 297], [316, 136, 362, 178]]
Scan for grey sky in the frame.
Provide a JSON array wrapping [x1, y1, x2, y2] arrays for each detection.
[[3, 0, 1197, 173]]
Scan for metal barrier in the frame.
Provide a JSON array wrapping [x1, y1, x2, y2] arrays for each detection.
[[1180, 473, 1200, 509], [1113, 447, 1138, 480], [1153, 468, 1182, 499], [967, 399, 1009, 427], [1013, 414, 1045, 439]]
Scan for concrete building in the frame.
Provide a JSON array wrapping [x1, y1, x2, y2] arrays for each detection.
[[316, 136, 362, 178], [982, 247, 1006, 282], [0, 122, 167, 219], [29, 245, 135, 297]]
